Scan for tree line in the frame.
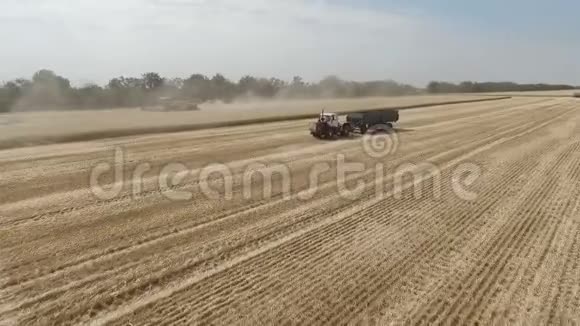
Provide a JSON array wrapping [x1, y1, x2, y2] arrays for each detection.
[[0, 69, 577, 113], [427, 81, 577, 94], [0, 70, 419, 112]]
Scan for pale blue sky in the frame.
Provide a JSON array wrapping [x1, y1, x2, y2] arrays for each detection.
[[1, 0, 578, 86]]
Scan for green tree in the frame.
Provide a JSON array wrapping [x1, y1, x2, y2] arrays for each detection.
[[238, 75, 258, 94], [26, 70, 72, 108], [73, 84, 105, 108], [142, 72, 164, 91], [291, 76, 304, 87], [183, 74, 210, 101], [32, 69, 71, 89]]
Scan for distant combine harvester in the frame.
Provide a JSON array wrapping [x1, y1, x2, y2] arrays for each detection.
[[142, 97, 201, 112]]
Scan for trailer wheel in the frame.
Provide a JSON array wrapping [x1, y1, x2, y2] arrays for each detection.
[[341, 124, 352, 137]]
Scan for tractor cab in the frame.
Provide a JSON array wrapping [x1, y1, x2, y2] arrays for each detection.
[[319, 112, 340, 127], [319, 112, 336, 119]]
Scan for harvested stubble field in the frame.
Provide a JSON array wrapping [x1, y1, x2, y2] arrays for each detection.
[[1, 96, 580, 325], [0, 95, 503, 150]]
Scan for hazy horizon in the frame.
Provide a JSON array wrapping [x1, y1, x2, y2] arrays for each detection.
[[1, 0, 579, 87]]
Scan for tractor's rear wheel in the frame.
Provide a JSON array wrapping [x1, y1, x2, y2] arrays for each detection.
[[341, 125, 351, 137]]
